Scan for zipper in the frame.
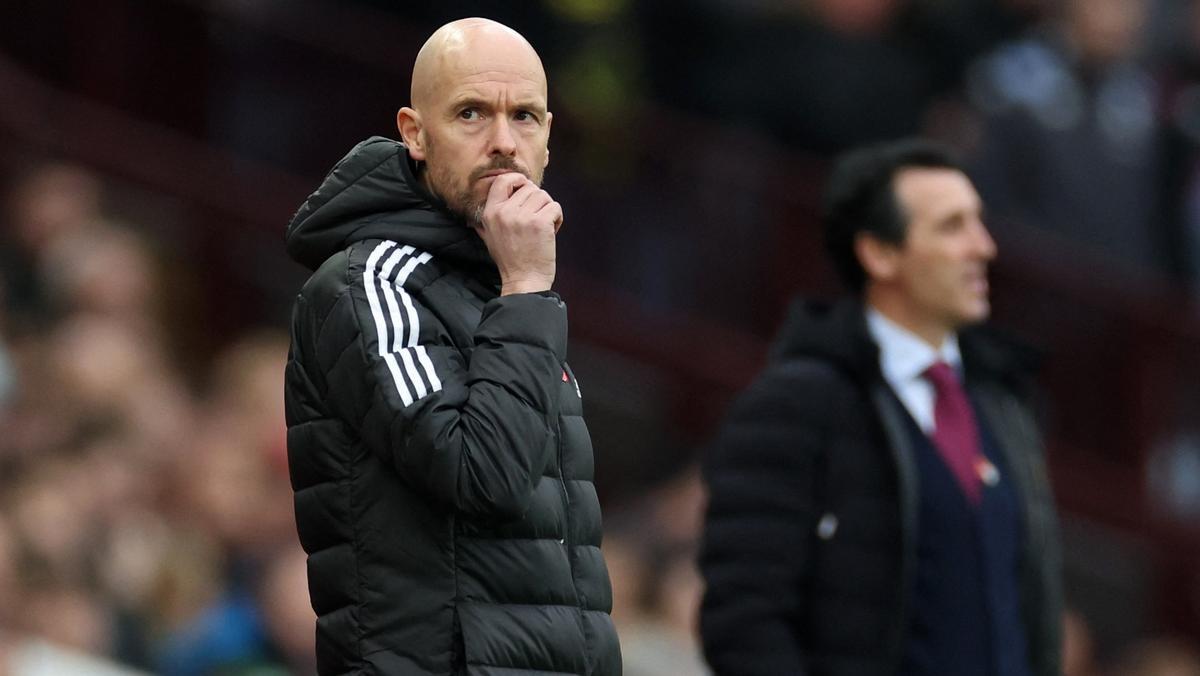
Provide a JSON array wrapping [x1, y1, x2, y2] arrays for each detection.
[[555, 364, 580, 605], [556, 361, 590, 671], [556, 407, 572, 547]]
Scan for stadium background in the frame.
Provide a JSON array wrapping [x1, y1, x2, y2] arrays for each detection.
[[2, 0, 1200, 673]]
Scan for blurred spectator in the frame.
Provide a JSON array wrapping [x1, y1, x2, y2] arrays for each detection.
[[643, 465, 706, 547], [202, 331, 290, 477], [8, 457, 98, 588], [602, 531, 647, 632], [640, 0, 936, 154], [39, 224, 163, 333], [0, 163, 103, 332], [606, 469, 709, 676], [152, 333, 297, 675], [967, 0, 1167, 279], [19, 580, 111, 657], [618, 543, 710, 676], [176, 415, 291, 572], [255, 544, 317, 674], [47, 315, 193, 452]]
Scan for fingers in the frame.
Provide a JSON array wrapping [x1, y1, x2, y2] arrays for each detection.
[[507, 181, 541, 209], [520, 187, 553, 214], [481, 174, 560, 234], [536, 200, 564, 232], [485, 172, 529, 206], [482, 174, 528, 228]]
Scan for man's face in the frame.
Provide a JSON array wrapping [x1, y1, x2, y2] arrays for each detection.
[[886, 167, 997, 332], [407, 36, 551, 224]]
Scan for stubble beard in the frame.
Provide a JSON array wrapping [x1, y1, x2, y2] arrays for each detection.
[[426, 162, 487, 227], [422, 138, 542, 228]]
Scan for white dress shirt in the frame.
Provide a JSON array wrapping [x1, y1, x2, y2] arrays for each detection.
[[864, 307, 963, 435]]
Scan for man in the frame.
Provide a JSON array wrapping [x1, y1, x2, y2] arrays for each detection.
[[968, 0, 1162, 280], [283, 18, 621, 676], [700, 140, 1062, 676]]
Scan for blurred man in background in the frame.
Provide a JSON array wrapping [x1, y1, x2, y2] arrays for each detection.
[[967, 0, 1164, 280], [283, 17, 620, 676], [700, 139, 1062, 676]]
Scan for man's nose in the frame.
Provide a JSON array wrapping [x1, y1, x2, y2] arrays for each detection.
[[974, 220, 998, 260], [488, 119, 518, 157]]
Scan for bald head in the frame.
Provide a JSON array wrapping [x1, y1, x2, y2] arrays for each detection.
[[396, 18, 553, 225], [410, 18, 546, 112]]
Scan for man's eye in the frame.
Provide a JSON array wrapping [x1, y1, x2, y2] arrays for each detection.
[[459, 109, 480, 120], [515, 111, 537, 122]]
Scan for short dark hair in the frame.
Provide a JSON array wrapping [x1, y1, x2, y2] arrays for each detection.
[[822, 138, 964, 292]]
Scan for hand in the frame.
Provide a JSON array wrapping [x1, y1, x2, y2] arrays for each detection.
[[476, 173, 563, 296]]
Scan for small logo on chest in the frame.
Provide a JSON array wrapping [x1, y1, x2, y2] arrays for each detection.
[[561, 368, 582, 399]]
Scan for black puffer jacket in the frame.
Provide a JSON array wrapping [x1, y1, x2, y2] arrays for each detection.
[[700, 299, 1062, 676], [284, 137, 621, 676]]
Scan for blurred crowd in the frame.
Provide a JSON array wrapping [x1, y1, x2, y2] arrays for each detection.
[[5, 0, 1200, 674], [635, 0, 1200, 294], [0, 164, 307, 674]]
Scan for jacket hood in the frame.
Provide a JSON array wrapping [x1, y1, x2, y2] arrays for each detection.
[[285, 136, 497, 281], [772, 297, 1039, 391], [771, 298, 882, 382]]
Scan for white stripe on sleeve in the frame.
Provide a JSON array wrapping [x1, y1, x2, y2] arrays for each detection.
[[379, 245, 414, 353], [397, 251, 433, 348], [415, 345, 442, 392], [398, 348, 428, 399], [362, 240, 413, 406], [393, 251, 440, 395], [378, 246, 431, 399]]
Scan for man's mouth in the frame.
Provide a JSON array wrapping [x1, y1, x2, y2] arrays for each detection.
[[477, 169, 517, 180], [966, 273, 988, 295], [472, 158, 530, 183]]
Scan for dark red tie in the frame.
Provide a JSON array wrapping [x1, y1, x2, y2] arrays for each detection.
[[924, 361, 983, 506]]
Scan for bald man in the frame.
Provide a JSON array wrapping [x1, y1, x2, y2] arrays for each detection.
[[284, 19, 621, 676]]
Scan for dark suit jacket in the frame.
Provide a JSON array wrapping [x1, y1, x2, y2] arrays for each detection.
[[699, 298, 1062, 676]]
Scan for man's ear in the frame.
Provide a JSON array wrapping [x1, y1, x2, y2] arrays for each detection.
[[855, 232, 900, 283], [397, 107, 425, 160], [543, 111, 553, 169]]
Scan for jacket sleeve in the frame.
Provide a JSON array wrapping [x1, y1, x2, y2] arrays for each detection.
[[317, 246, 565, 522], [700, 364, 825, 675]]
